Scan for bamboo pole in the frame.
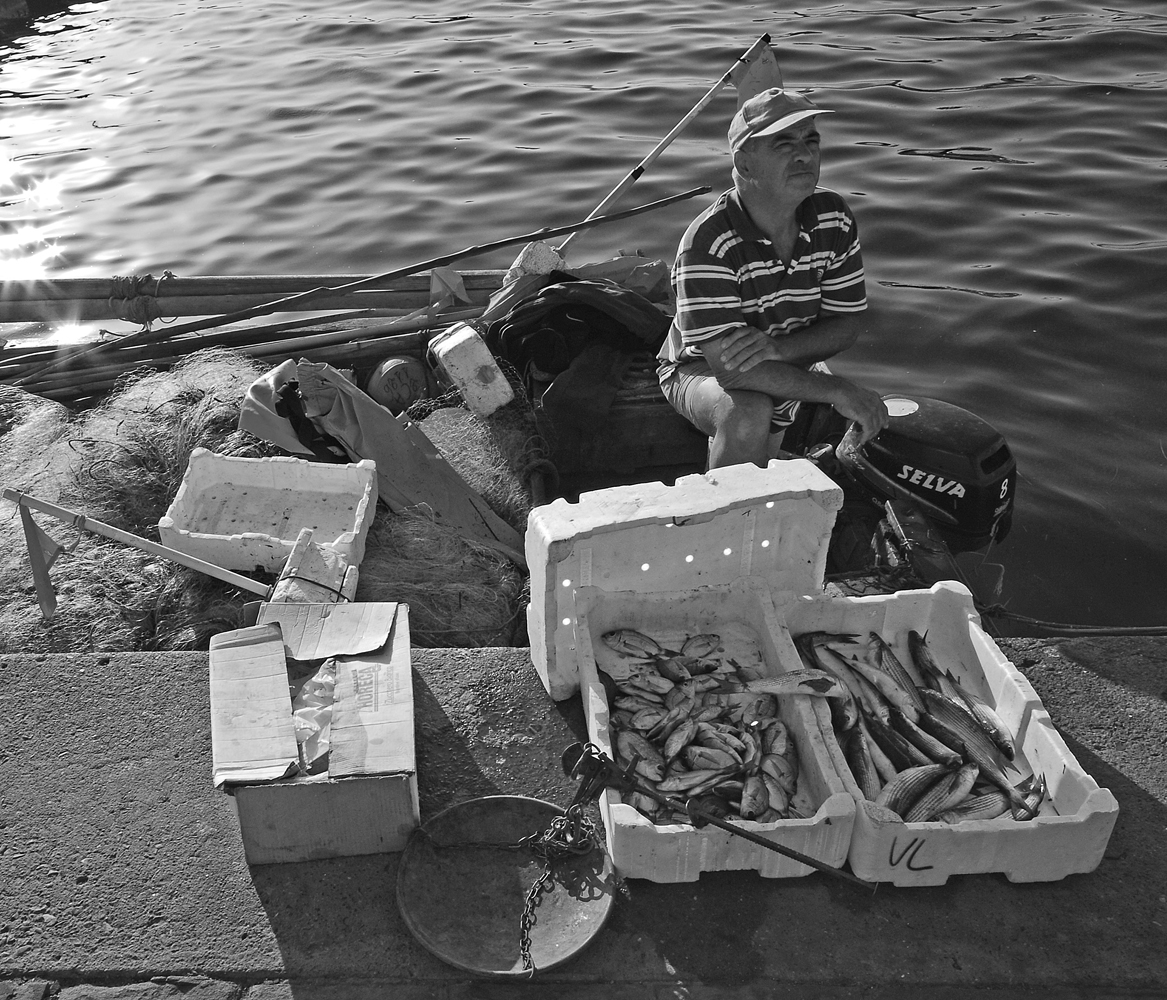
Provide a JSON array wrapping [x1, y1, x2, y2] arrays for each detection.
[[0, 270, 505, 322], [13, 307, 484, 400], [14, 186, 709, 388]]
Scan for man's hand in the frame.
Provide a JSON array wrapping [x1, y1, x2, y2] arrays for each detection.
[[716, 326, 783, 372], [830, 380, 889, 444]]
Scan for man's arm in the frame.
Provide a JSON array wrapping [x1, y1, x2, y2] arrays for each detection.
[[698, 316, 888, 443], [712, 311, 866, 372]]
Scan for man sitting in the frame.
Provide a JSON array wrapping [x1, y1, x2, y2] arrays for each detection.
[[657, 87, 889, 469]]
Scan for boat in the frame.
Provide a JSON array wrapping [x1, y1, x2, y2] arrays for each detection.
[[0, 249, 1017, 612]]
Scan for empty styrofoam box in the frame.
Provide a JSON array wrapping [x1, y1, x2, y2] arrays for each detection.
[[527, 459, 843, 701], [572, 578, 855, 883], [776, 581, 1119, 885], [159, 448, 378, 573]]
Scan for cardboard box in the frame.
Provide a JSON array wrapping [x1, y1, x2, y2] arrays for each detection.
[[572, 579, 855, 882], [527, 459, 843, 700], [209, 602, 418, 864], [159, 448, 378, 573], [777, 582, 1120, 885]]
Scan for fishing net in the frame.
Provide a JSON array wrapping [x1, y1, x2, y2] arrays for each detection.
[[356, 508, 529, 647], [0, 347, 535, 653]]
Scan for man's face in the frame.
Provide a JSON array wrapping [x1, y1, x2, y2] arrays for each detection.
[[740, 119, 822, 202]]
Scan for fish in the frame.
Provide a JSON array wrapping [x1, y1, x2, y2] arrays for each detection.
[[683, 744, 740, 771], [843, 725, 883, 801], [761, 773, 789, 813], [859, 717, 900, 784], [918, 689, 1036, 819], [1016, 773, 1047, 820], [759, 718, 792, 758], [816, 643, 889, 723], [617, 678, 669, 701], [865, 714, 931, 770], [657, 767, 730, 794], [909, 630, 1016, 760], [654, 655, 693, 683], [846, 653, 921, 723], [730, 669, 849, 701], [934, 790, 1010, 824], [663, 717, 700, 762], [615, 729, 666, 782], [628, 707, 667, 732], [739, 775, 770, 820], [889, 707, 963, 767], [759, 751, 798, 795], [680, 633, 721, 658], [874, 763, 957, 818], [694, 724, 743, 763], [664, 681, 697, 711], [867, 632, 927, 712], [903, 762, 979, 823], [614, 693, 664, 714], [622, 670, 675, 696], [603, 628, 668, 658]]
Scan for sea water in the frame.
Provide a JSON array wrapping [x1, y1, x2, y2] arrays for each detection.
[[1, 0, 1165, 632]]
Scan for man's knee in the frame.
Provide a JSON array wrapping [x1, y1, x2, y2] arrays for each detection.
[[716, 391, 773, 444]]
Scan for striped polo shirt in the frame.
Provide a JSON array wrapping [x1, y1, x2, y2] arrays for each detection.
[[657, 186, 866, 423]]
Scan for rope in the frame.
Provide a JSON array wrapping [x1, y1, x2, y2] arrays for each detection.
[[108, 271, 177, 330], [977, 606, 1167, 637]]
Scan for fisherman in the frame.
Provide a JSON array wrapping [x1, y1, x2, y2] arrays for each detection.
[[657, 87, 889, 469]]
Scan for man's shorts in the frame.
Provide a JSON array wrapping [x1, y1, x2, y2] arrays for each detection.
[[658, 358, 807, 436]]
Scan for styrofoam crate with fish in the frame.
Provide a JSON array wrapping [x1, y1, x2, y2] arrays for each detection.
[[572, 579, 854, 883], [776, 580, 1119, 886]]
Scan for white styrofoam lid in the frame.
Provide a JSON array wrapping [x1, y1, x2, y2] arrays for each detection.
[[527, 459, 844, 700]]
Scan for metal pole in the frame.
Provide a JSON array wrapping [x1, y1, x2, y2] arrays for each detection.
[[556, 33, 772, 257]]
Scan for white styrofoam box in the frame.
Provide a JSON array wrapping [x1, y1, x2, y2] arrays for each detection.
[[776, 581, 1120, 885], [428, 321, 514, 417], [572, 579, 855, 883], [159, 448, 378, 573], [527, 459, 843, 700]]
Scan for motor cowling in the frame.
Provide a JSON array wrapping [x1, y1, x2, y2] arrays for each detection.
[[835, 395, 1016, 553]]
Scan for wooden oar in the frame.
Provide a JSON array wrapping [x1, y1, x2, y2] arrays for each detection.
[[555, 33, 773, 259], [14, 186, 709, 389]]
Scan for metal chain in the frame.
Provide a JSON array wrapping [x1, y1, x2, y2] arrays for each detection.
[[515, 803, 605, 974]]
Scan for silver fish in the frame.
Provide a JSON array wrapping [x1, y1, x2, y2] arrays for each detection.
[[739, 775, 770, 820], [680, 633, 722, 658], [683, 744, 740, 771], [909, 630, 1015, 760], [663, 717, 699, 762], [603, 628, 667, 658], [868, 632, 927, 712], [615, 729, 665, 782], [874, 763, 957, 819]]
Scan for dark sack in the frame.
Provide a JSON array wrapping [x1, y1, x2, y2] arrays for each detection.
[[483, 275, 670, 398]]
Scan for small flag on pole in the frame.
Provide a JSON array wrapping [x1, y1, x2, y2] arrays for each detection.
[[729, 44, 784, 107]]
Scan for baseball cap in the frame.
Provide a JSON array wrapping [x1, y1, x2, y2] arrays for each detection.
[[728, 88, 834, 153]]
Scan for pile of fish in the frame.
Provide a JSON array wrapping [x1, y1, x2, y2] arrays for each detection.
[[600, 626, 819, 826], [795, 629, 1045, 823]]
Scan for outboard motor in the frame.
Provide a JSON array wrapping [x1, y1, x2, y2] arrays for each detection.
[[783, 394, 1016, 593], [835, 395, 1016, 554]]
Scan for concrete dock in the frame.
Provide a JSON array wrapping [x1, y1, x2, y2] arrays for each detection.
[[2, 635, 1165, 998]]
